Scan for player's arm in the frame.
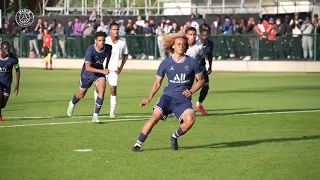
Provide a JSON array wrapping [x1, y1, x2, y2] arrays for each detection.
[[13, 63, 20, 96], [117, 55, 128, 74], [140, 77, 163, 107], [197, 47, 203, 62], [85, 48, 108, 75], [85, 62, 108, 74], [207, 48, 213, 74], [140, 61, 165, 106], [183, 62, 204, 97], [191, 73, 204, 94], [117, 41, 129, 74]]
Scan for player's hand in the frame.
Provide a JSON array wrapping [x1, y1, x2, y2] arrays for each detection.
[[182, 90, 193, 97], [101, 69, 109, 75], [116, 68, 122, 74], [42, 48, 44, 52], [140, 98, 152, 107], [207, 68, 212, 74], [14, 86, 19, 96]]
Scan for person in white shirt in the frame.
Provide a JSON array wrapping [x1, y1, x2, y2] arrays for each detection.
[[185, 27, 203, 61], [96, 21, 108, 35], [94, 22, 129, 118]]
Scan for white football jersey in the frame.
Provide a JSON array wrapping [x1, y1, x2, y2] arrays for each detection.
[[185, 40, 203, 59], [104, 36, 129, 71]]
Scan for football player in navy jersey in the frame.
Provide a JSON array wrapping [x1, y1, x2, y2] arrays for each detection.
[[132, 32, 205, 152], [0, 41, 20, 122], [194, 30, 214, 115], [67, 32, 112, 123]]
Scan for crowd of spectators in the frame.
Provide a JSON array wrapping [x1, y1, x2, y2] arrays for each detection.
[[0, 12, 320, 60]]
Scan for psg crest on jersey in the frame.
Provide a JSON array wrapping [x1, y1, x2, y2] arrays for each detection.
[[184, 66, 190, 71]]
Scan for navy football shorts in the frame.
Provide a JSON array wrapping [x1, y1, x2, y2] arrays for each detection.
[[153, 94, 194, 122], [0, 81, 11, 96], [79, 74, 105, 90]]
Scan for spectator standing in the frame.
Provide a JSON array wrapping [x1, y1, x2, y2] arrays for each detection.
[[73, 17, 83, 58], [301, 16, 314, 60]]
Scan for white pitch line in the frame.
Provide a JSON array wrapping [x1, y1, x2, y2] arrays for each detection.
[[1, 109, 320, 128], [74, 149, 93, 152], [4, 115, 150, 120], [0, 117, 150, 128]]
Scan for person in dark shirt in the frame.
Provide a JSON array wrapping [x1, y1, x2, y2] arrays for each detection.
[[194, 30, 214, 115], [143, 21, 154, 59], [170, 23, 179, 33], [131, 32, 205, 152], [0, 41, 20, 122], [66, 32, 111, 123], [274, 18, 286, 59]]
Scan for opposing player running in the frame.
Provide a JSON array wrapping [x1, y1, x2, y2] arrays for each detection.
[[93, 22, 129, 118], [67, 32, 112, 123], [194, 30, 214, 115], [131, 32, 205, 152]]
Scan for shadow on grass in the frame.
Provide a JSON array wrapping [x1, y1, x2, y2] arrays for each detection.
[[214, 85, 320, 94], [203, 108, 320, 117], [143, 135, 320, 152]]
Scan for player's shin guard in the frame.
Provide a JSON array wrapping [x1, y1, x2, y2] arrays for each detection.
[[94, 97, 104, 115], [45, 62, 48, 70], [134, 132, 148, 147], [197, 85, 209, 105], [110, 95, 117, 115], [172, 128, 185, 139]]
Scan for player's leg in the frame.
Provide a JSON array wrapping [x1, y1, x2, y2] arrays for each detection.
[[92, 76, 106, 123], [44, 47, 49, 70], [49, 51, 53, 70], [67, 77, 91, 117], [109, 72, 118, 118], [132, 95, 170, 152], [195, 68, 209, 115], [93, 74, 108, 112], [0, 85, 11, 122], [171, 101, 195, 150]]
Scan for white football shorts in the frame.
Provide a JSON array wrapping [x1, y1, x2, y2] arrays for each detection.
[[105, 71, 118, 86]]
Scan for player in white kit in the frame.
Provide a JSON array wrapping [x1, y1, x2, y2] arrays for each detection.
[[185, 27, 203, 61], [94, 22, 129, 118]]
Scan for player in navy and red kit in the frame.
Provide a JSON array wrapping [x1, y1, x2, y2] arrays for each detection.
[[0, 41, 21, 122], [67, 32, 112, 123], [194, 30, 214, 115], [131, 32, 205, 152]]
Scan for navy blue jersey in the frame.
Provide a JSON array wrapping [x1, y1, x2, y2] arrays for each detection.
[[81, 44, 112, 78], [200, 40, 214, 66], [156, 55, 203, 100], [0, 54, 19, 84]]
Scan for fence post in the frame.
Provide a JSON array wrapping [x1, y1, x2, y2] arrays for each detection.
[[154, 35, 157, 59], [257, 34, 260, 61], [19, 34, 22, 57], [314, 32, 317, 61]]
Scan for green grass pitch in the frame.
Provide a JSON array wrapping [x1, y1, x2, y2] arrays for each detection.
[[0, 69, 320, 180]]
